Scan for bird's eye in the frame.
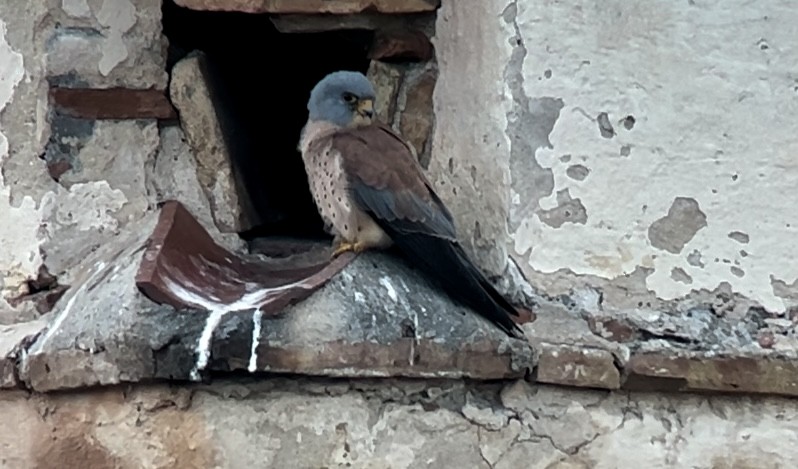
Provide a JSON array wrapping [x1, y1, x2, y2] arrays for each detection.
[[342, 93, 357, 103]]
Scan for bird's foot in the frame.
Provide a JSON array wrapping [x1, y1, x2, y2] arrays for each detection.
[[332, 241, 367, 258]]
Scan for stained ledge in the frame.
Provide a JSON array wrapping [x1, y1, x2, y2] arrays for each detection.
[[6, 201, 798, 397], [16, 201, 534, 392]]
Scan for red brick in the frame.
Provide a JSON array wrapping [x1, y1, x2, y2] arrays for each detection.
[[369, 29, 434, 62], [174, 0, 440, 14], [49, 88, 177, 120]]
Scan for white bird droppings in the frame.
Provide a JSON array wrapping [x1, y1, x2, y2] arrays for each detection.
[[379, 277, 398, 302]]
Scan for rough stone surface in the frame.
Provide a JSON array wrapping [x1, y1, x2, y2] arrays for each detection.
[[19, 212, 186, 392], [147, 125, 244, 250], [0, 320, 46, 388], [3, 379, 798, 468], [18, 205, 533, 392], [367, 60, 437, 168], [174, 0, 440, 14], [369, 29, 434, 62], [367, 60, 403, 126], [169, 52, 256, 233], [397, 65, 437, 167], [247, 251, 533, 379], [46, 0, 168, 89], [536, 344, 620, 390]]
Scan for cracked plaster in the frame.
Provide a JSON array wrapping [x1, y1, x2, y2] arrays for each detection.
[[2, 379, 798, 468]]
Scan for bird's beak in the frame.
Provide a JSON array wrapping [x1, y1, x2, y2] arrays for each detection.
[[356, 99, 374, 119]]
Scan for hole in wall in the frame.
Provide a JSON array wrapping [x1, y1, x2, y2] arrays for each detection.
[[162, 0, 375, 244]]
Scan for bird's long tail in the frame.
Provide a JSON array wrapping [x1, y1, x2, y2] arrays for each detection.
[[386, 232, 524, 338]]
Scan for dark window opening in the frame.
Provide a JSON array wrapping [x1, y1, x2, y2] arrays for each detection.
[[162, 1, 374, 246]]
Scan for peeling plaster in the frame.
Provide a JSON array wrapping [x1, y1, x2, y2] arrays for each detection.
[[508, 0, 798, 312], [62, 0, 91, 18], [565, 164, 589, 181], [538, 189, 587, 228], [728, 231, 750, 244], [0, 20, 45, 304], [96, 0, 137, 76], [771, 276, 798, 309], [647, 197, 707, 254], [671, 267, 693, 285]]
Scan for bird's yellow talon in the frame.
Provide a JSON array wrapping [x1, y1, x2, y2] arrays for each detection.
[[332, 242, 353, 257], [332, 241, 366, 258]]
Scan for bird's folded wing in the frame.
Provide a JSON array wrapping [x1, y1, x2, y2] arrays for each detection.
[[332, 123, 457, 240]]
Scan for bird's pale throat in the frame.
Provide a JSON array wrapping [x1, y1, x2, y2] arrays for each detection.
[[350, 98, 375, 127]]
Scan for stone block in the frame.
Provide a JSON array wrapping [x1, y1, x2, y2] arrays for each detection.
[[367, 60, 403, 125], [397, 65, 437, 167], [0, 319, 46, 388], [369, 29, 434, 62], [46, 0, 167, 89], [536, 343, 621, 390], [624, 352, 798, 396], [174, 0, 440, 14], [169, 52, 256, 233], [367, 62, 437, 167], [147, 125, 244, 250]]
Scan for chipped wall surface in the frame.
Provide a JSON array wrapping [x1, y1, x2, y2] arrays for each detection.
[[0, 7, 51, 323], [0, 0, 172, 324], [2, 379, 798, 468], [435, 0, 798, 312], [2, 0, 798, 467], [48, 0, 167, 88]]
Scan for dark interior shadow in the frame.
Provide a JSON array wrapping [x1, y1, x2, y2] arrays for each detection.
[[162, 0, 373, 244]]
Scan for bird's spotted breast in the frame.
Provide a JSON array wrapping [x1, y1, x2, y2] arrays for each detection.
[[306, 146, 356, 240]]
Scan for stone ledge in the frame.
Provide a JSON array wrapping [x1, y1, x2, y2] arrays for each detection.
[[5, 202, 798, 396], [15, 202, 533, 392], [174, 0, 440, 14], [624, 352, 798, 395]]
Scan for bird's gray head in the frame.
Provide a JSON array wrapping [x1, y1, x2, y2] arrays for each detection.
[[307, 71, 377, 127]]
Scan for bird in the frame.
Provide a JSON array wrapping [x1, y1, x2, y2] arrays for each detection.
[[297, 70, 524, 338]]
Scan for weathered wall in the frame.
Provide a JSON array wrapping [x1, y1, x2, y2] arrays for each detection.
[[2, 379, 798, 468], [0, 0, 163, 323], [431, 0, 798, 314], [0, 0, 226, 325], [1, 1, 798, 468]]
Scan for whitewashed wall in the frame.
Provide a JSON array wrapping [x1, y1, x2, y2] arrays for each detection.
[[431, 0, 798, 314]]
